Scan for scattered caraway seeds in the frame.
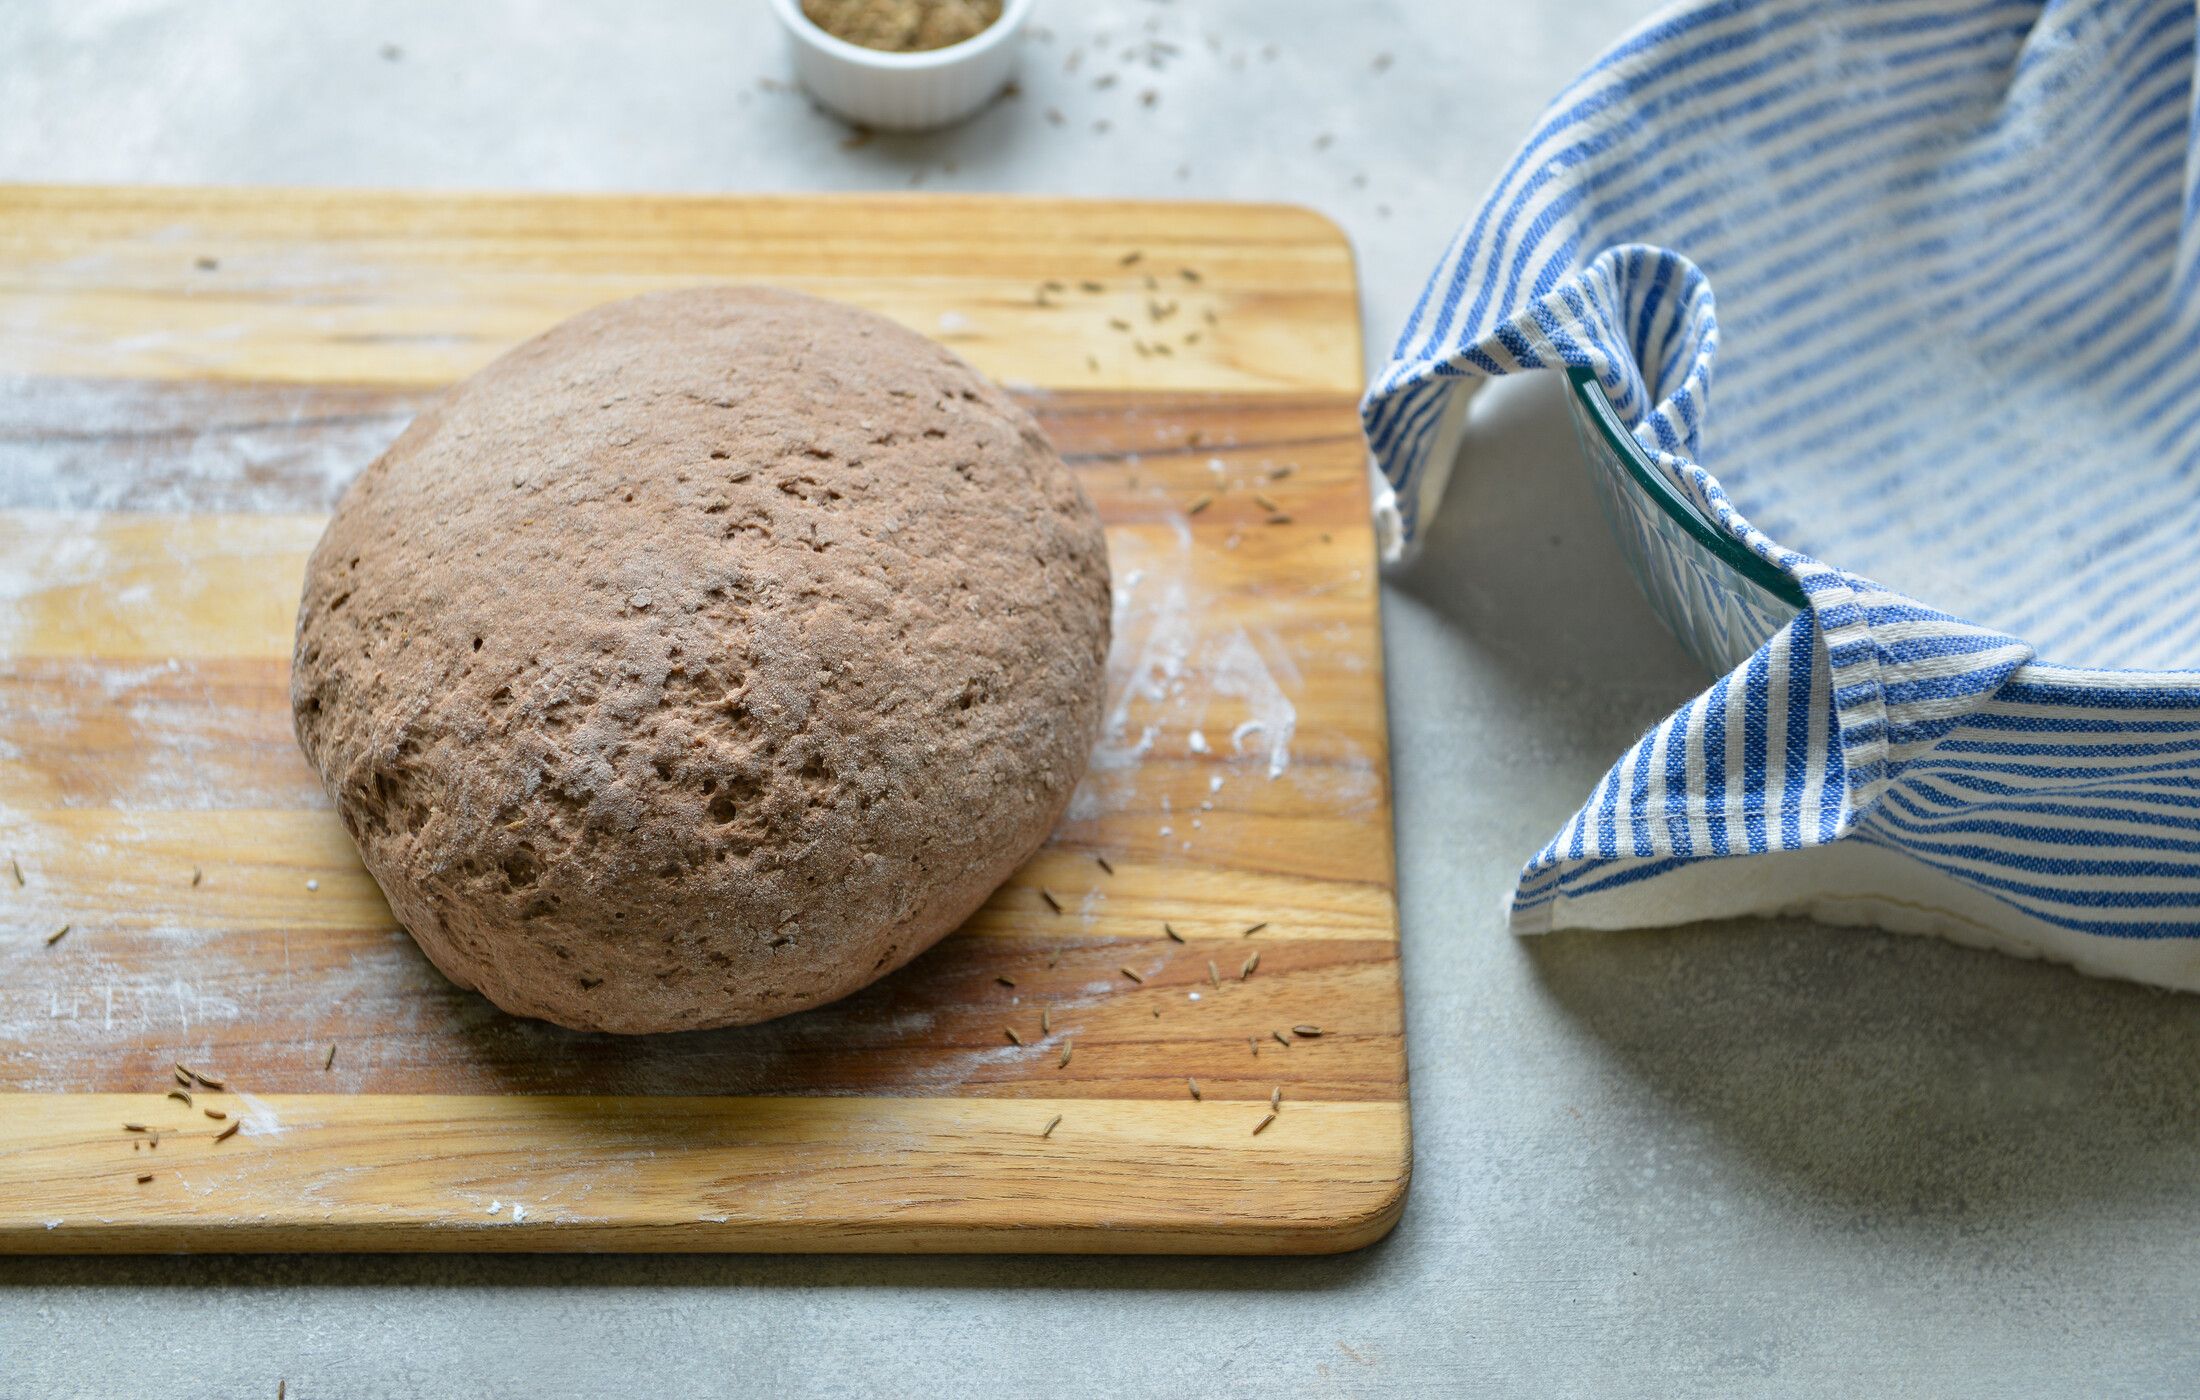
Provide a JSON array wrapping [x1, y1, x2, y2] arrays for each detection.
[[1253, 492, 1280, 512], [1040, 1008, 1051, 1035], [214, 1120, 241, 1143], [1241, 951, 1261, 978], [1187, 1077, 1201, 1101], [1119, 250, 1144, 266], [1119, 965, 1145, 984], [136, 1173, 154, 1184], [1253, 1112, 1277, 1135], [204, 1108, 227, 1120], [1273, 1030, 1293, 1049], [1086, 353, 1100, 373], [1248, 1035, 1260, 1056], [1109, 316, 1132, 332], [1095, 854, 1114, 875], [1164, 922, 1186, 943], [1180, 267, 1201, 283], [193, 1070, 226, 1089], [172, 1067, 191, 1088], [995, 975, 1017, 988], [191, 867, 203, 887], [9, 856, 20, 885], [1046, 949, 1060, 969], [1207, 960, 1220, 988], [1243, 922, 1268, 937], [1268, 464, 1296, 481], [1043, 279, 1066, 294], [1266, 512, 1294, 526], [1272, 1086, 1282, 1111], [1293, 1025, 1323, 1038], [324, 1043, 337, 1071], [1080, 280, 1104, 293], [1004, 1027, 1023, 1046], [1039, 888, 1063, 914], [44, 924, 68, 945], [1058, 1040, 1073, 1068], [123, 1122, 149, 1133], [1041, 1114, 1062, 1138], [1186, 493, 1213, 515], [166, 1089, 192, 1108]]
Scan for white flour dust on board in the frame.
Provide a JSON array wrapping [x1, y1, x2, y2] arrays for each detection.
[[0, 375, 417, 514], [0, 515, 113, 658], [1212, 629, 1295, 780], [1, 232, 448, 515], [1068, 506, 1306, 824], [1089, 572, 1193, 775], [230, 1089, 287, 1138]]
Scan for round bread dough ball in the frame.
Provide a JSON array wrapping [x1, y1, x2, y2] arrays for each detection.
[[291, 287, 1110, 1033]]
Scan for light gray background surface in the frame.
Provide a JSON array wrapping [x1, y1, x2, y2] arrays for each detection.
[[6, 2, 2200, 1396]]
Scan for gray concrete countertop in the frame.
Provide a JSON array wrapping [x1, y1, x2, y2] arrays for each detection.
[[6, 2, 2199, 1395]]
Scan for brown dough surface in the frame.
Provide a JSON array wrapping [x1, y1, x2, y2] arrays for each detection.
[[292, 287, 1110, 1033]]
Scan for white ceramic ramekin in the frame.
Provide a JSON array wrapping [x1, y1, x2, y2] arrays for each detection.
[[769, 0, 1033, 132]]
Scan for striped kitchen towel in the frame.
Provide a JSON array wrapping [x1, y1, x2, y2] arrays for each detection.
[[1363, 0, 2200, 987]]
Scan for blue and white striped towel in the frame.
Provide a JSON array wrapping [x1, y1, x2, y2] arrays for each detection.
[[1364, 0, 2200, 987]]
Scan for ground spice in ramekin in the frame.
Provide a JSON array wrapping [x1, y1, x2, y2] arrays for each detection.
[[801, 0, 1003, 53]]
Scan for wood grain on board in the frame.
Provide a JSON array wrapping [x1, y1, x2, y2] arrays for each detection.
[[0, 185, 1404, 1254]]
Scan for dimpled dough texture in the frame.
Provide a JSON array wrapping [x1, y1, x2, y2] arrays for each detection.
[[291, 288, 1111, 1033]]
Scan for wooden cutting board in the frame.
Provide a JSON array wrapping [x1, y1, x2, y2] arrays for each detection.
[[0, 185, 1405, 1253]]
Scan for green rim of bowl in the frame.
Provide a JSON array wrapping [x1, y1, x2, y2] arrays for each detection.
[[1566, 367, 1810, 611]]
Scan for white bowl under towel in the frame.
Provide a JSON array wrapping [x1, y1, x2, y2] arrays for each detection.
[[1362, 0, 2200, 987]]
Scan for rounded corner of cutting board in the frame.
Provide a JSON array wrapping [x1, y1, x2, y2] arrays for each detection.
[[1278, 1104, 1414, 1256]]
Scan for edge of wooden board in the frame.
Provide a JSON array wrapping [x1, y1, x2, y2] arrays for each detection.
[[0, 1093, 1410, 1255], [0, 184, 1367, 395]]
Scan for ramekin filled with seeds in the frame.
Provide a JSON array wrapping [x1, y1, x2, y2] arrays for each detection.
[[771, 0, 1032, 131]]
